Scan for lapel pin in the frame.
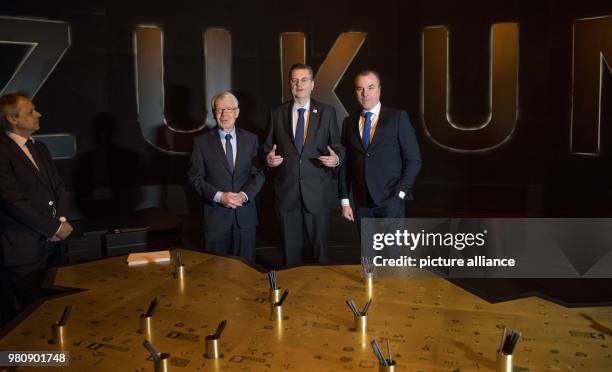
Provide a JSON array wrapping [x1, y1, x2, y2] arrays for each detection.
[[312, 108, 318, 114]]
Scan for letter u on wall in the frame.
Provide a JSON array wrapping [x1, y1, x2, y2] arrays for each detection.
[[421, 23, 519, 152]]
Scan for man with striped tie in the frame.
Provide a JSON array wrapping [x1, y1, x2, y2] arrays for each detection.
[[339, 70, 422, 223]]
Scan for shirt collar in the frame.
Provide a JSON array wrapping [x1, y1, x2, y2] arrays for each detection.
[[5, 131, 31, 148], [217, 126, 236, 140], [292, 100, 310, 112], [362, 101, 381, 117]]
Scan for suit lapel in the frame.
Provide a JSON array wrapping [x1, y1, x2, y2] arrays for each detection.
[[284, 103, 297, 154], [234, 129, 248, 173], [303, 101, 320, 152], [368, 106, 387, 150], [5, 137, 54, 191], [348, 112, 365, 153], [210, 130, 232, 175]]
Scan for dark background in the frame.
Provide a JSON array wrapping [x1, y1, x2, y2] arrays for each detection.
[[1, 0, 612, 309], [1, 0, 611, 229]]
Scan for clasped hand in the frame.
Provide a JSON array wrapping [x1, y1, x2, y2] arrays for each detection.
[[221, 192, 246, 208], [48, 221, 74, 242]]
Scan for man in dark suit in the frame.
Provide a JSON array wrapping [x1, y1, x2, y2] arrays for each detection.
[[339, 70, 422, 222], [188, 91, 264, 263], [264, 63, 345, 265], [0, 92, 73, 324]]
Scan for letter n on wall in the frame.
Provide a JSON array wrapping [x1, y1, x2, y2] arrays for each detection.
[[571, 16, 612, 156]]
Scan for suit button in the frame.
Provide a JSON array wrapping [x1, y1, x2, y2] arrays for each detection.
[[299, 160, 302, 164], [366, 153, 370, 157], [299, 178, 303, 182]]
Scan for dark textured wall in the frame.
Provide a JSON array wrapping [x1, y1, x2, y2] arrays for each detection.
[[1, 0, 611, 219]]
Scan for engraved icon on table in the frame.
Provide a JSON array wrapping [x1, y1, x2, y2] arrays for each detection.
[[204, 320, 227, 359], [496, 327, 521, 372], [143, 340, 170, 372], [51, 305, 72, 347]]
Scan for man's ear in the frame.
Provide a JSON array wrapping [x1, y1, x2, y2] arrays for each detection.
[[5, 113, 18, 125]]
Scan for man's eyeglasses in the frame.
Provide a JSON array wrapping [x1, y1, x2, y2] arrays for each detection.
[[289, 78, 312, 86], [215, 108, 238, 115]]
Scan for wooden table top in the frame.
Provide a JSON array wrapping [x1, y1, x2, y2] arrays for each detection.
[[1, 249, 611, 371]]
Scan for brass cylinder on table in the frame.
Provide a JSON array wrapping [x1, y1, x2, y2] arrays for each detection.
[[379, 360, 396, 372], [496, 352, 513, 372], [269, 288, 281, 304], [270, 304, 283, 321], [354, 314, 368, 333], [154, 352, 171, 372], [51, 322, 66, 346], [174, 265, 185, 279], [205, 336, 221, 359], [139, 314, 153, 338]]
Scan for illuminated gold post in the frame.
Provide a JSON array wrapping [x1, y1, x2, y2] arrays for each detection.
[[175, 265, 186, 293], [354, 314, 368, 333], [364, 272, 374, 298], [174, 265, 185, 279], [269, 287, 281, 304], [379, 361, 396, 372], [205, 336, 221, 359], [154, 352, 171, 372], [496, 352, 513, 372], [139, 314, 153, 340], [270, 303, 283, 321], [51, 322, 66, 346]]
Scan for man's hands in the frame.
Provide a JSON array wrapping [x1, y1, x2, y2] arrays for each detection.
[[341, 205, 354, 222], [220, 192, 247, 209], [49, 221, 74, 241], [318, 146, 339, 167], [267, 144, 338, 168], [266, 144, 284, 167]]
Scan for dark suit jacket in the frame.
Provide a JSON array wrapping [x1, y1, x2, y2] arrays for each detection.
[[188, 127, 264, 232], [263, 99, 345, 213], [0, 133, 64, 268], [339, 105, 422, 207]]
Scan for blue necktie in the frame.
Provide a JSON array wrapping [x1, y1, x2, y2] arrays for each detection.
[[225, 133, 234, 172], [295, 108, 306, 154], [25, 139, 41, 170], [362, 111, 373, 149]]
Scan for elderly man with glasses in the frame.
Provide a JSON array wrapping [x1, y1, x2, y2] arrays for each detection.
[[188, 91, 265, 264]]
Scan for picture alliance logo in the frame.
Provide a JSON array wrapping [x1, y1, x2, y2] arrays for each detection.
[[371, 229, 488, 251]]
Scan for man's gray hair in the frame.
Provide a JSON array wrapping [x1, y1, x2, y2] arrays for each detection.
[[211, 91, 239, 111]]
